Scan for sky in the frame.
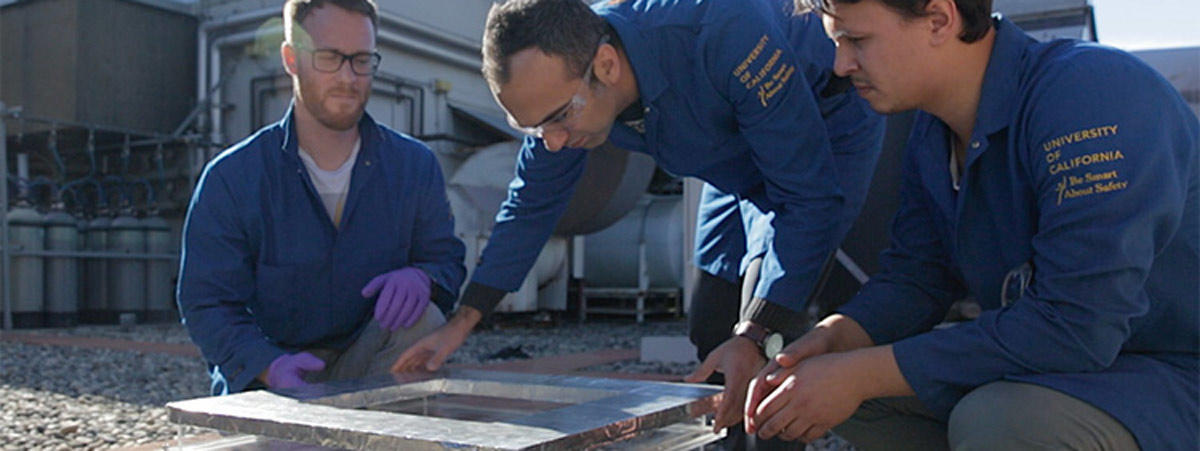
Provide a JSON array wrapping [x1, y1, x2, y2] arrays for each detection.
[[1090, 0, 1200, 50]]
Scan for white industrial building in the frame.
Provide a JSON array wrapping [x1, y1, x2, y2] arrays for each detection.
[[1, 0, 1196, 329]]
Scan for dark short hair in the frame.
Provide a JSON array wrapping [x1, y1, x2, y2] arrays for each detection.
[[795, 0, 992, 42], [284, 0, 379, 44], [482, 0, 608, 88]]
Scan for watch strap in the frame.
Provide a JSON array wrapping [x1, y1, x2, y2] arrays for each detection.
[[732, 320, 771, 346]]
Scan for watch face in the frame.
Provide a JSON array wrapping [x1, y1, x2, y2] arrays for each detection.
[[764, 333, 784, 360]]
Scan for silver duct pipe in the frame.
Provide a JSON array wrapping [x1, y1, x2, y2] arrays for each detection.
[[1, 102, 9, 330]]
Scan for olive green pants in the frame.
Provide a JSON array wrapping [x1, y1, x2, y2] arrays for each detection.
[[834, 381, 1138, 451], [306, 306, 446, 382]]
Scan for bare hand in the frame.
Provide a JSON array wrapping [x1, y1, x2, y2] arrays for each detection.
[[744, 326, 838, 432], [390, 318, 471, 372], [747, 352, 866, 442], [684, 336, 766, 433]]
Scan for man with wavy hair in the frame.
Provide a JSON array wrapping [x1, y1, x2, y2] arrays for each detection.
[[743, 0, 1198, 449]]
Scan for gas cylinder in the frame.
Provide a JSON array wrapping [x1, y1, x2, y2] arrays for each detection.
[[8, 202, 45, 328], [44, 204, 80, 327], [142, 212, 174, 322], [83, 209, 111, 323], [107, 209, 145, 323]]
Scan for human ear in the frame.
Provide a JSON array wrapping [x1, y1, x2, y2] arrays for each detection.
[[925, 0, 958, 46], [281, 42, 299, 76], [593, 43, 621, 86]]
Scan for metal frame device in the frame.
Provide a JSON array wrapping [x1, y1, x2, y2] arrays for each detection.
[[167, 369, 722, 450]]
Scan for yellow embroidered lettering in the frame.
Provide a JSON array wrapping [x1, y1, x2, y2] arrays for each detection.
[[748, 49, 782, 89], [1094, 180, 1128, 193], [757, 65, 794, 107], [733, 35, 769, 78], [1047, 149, 1125, 175], [1053, 170, 1128, 205], [1041, 124, 1120, 152], [1084, 170, 1119, 183]]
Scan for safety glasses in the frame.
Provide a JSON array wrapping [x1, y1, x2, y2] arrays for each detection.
[[506, 35, 609, 138]]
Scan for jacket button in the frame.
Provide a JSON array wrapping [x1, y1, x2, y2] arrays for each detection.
[[971, 141, 981, 149]]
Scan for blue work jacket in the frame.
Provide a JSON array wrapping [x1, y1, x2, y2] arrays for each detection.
[[474, 0, 882, 330], [694, 184, 745, 283], [177, 105, 466, 394], [838, 18, 1198, 449]]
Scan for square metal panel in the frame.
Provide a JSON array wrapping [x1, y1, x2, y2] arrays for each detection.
[[167, 369, 721, 450]]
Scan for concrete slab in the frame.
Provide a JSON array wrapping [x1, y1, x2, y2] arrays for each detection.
[[0, 331, 202, 357], [639, 336, 698, 364]]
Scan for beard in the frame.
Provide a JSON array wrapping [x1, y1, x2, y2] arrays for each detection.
[[296, 74, 369, 131]]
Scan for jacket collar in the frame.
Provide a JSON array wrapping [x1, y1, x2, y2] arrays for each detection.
[[277, 100, 381, 163], [600, 11, 668, 106], [973, 16, 1033, 137]]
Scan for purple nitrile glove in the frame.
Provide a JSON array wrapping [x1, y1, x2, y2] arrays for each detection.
[[361, 267, 432, 331], [265, 352, 325, 389]]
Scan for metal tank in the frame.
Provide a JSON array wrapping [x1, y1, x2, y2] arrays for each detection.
[[583, 196, 684, 289], [142, 212, 174, 322], [490, 237, 568, 313], [8, 203, 46, 328], [445, 141, 657, 313], [83, 209, 112, 323], [107, 209, 145, 323], [44, 204, 80, 327]]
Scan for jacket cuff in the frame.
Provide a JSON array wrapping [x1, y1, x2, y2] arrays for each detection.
[[743, 297, 808, 340], [429, 282, 456, 315], [456, 282, 508, 318], [227, 340, 286, 393], [834, 300, 892, 346], [411, 264, 460, 315]]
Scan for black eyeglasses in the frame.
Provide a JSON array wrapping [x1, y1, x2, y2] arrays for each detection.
[[293, 44, 382, 76]]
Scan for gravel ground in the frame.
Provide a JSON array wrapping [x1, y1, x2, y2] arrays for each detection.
[[0, 341, 209, 450], [4, 318, 852, 450]]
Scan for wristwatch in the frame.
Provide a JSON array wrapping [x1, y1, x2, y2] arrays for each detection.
[[732, 320, 784, 360]]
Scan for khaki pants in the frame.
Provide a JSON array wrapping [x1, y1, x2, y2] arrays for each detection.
[[834, 381, 1138, 451], [305, 307, 446, 383]]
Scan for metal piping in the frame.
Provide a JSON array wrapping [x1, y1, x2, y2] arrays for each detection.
[[377, 11, 481, 57], [1, 102, 10, 330], [194, 5, 481, 55], [377, 29, 481, 72], [205, 25, 479, 145], [196, 17, 207, 131], [193, 6, 278, 145], [6, 111, 184, 143], [8, 250, 176, 261], [199, 6, 277, 34], [208, 28, 265, 147], [200, 7, 484, 152]]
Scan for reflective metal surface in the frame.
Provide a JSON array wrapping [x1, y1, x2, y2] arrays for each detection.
[[167, 369, 721, 450]]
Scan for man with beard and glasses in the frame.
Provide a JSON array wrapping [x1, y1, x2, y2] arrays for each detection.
[[742, 0, 1198, 449], [177, 0, 465, 395], [391, 1, 885, 448]]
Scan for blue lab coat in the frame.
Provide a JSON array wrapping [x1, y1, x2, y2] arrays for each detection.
[[471, 0, 883, 332], [694, 184, 746, 283], [177, 105, 466, 394], [837, 18, 1198, 449]]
